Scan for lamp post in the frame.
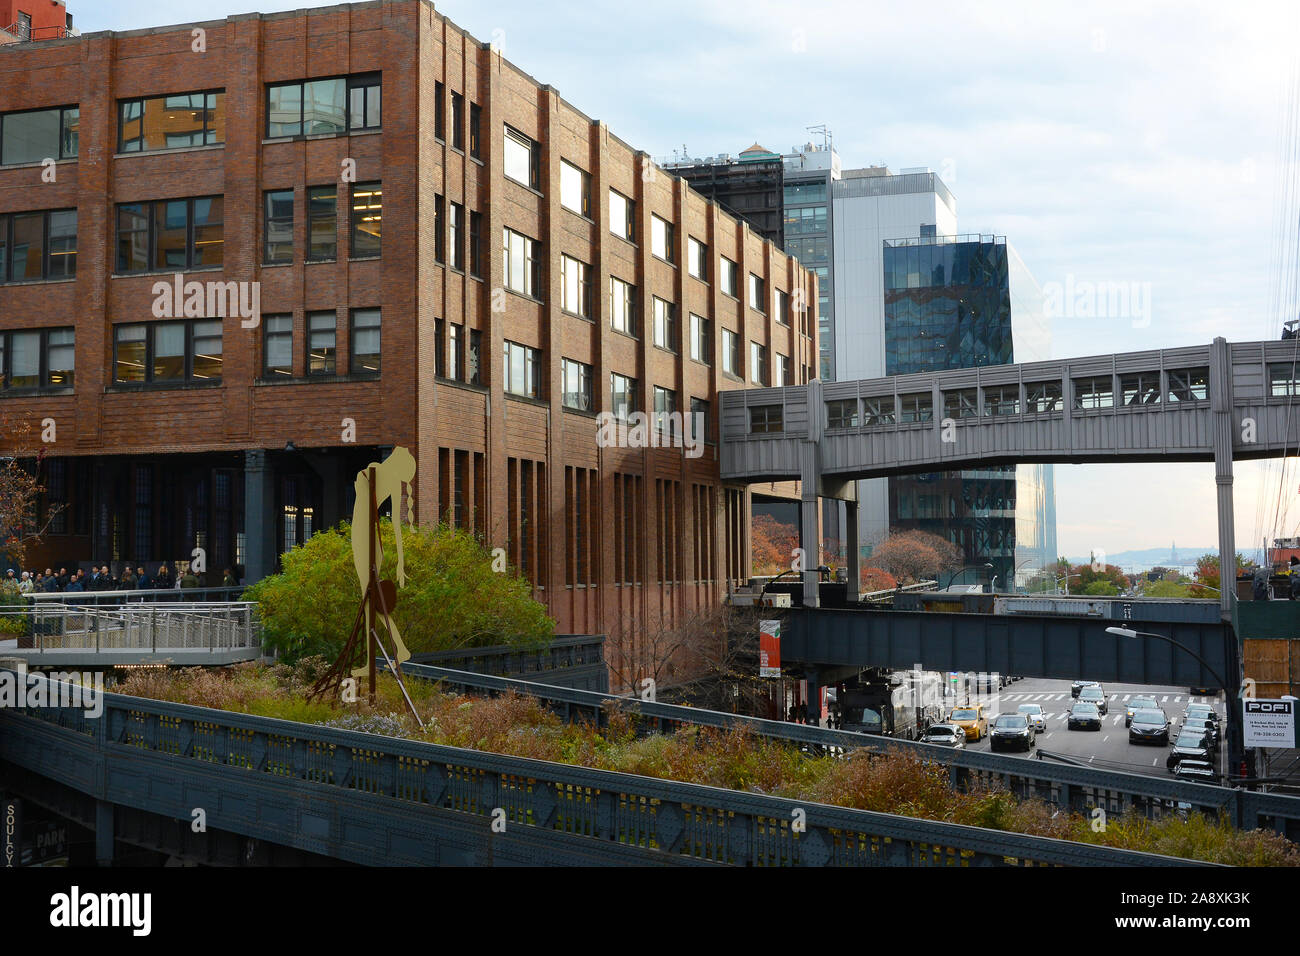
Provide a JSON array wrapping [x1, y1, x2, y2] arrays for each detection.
[[1105, 625, 1242, 784], [941, 562, 993, 591], [1057, 573, 1081, 596]]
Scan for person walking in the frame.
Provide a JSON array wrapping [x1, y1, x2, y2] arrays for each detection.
[[155, 564, 173, 591], [180, 566, 199, 589]]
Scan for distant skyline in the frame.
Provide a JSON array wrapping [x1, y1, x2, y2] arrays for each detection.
[[75, 0, 1300, 556]]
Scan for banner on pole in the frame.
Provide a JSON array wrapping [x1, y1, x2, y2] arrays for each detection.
[[759, 619, 781, 678]]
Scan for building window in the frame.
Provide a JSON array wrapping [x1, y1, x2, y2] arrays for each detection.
[[689, 313, 711, 364], [944, 388, 978, 419], [688, 237, 707, 280], [0, 209, 77, 282], [113, 321, 221, 384], [1120, 371, 1161, 407], [749, 404, 783, 434], [651, 214, 674, 262], [863, 395, 895, 426], [449, 201, 464, 270], [652, 297, 676, 351], [450, 91, 464, 150], [263, 314, 293, 378], [469, 210, 483, 277], [266, 74, 379, 137], [263, 189, 294, 264], [0, 106, 79, 165], [609, 190, 634, 241], [433, 195, 445, 263], [560, 160, 591, 217], [504, 341, 542, 398], [350, 309, 381, 375], [722, 328, 739, 376], [350, 182, 382, 258], [562, 358, 592, 411], [784, 204, 828, 236], [720, 257, 738, 297], [308, 312, 336, 376], [118, 92, 224, 152], [504, 126, 540, 189], [435, 319, 446, 377], [1269, 363, 1300, 397], [434, 82, 445, 140], [774, 354, 791, 387], [982, 384, 1020, 416], [611, 372, 637, 421], [690, 397, 710, 443], [561, 255, 592, 318], [469, 102, 482, 158], [448, 323, 461, 380], [1073, 375, 1114, 410], [115, 196, 223, 273], [826, 399, 858, 429], [610, 276, 636, 336], [749, 341, 768, 385], [306, 186, 337, 261], [503, 227, 541, 297], [898, 392, 933, 423], [0, 328, 74, 391], [748, 273, 766, 312], [1025, 381, 1063, 412], [775, 289, 790, 325], [468, 329, 483, 386], [653, 386, 677, 439], [1168, 367, 1209, 403], [784, 182, 827, 204]]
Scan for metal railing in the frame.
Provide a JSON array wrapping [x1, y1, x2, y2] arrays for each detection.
[[0, 603, 259, 654], [402, 663, 1300, 839], [25, 586, 245, 607], [410, 635, 607, 690], [0, 671, 1210, 867]]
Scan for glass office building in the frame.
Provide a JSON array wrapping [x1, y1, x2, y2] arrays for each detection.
[[882, 235, 1057, 589]]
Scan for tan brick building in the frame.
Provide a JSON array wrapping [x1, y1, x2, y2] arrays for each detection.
[[0, 0, 816, 673]]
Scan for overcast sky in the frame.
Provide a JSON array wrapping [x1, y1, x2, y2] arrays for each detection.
[[82, 0, 1300, 562]]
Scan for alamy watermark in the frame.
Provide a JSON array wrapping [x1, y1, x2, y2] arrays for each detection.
[[1042, 274, 1151, 328], [595, 411, 703, 459], [0, 665, 103, 719], [152, 273, 261, 328]]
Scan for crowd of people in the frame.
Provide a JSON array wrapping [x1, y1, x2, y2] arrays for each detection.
[[1, 565, 241, 594]]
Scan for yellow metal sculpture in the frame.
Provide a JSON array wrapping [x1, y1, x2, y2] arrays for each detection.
[[310, 446, 423, 724]]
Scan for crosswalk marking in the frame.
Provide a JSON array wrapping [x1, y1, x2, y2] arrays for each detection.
[[1122, 694, 1131, 702], [1161, 696, 1169, 702]]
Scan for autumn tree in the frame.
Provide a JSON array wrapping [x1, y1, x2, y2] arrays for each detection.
[[1190, 552, 1254, 598], [859, 567, 898, 594], [866, 529, 962, 585], [0, 413, 62, 567], [751, 513, 799, 576]]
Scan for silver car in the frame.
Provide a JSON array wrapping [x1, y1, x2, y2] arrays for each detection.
[[1017, 703, 1047, 732]]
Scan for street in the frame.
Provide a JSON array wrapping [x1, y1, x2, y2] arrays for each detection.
[[954, 676, 1227, 780]]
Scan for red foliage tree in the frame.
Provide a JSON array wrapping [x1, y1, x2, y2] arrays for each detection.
[[751, 514, 799, 576]]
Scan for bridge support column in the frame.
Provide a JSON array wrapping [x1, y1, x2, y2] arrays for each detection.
[[244, 450, 275, 586], [804, 668, 821, 725], [95, 800, 114, 867], [801, 491, 821, 608], [845, 498, 860, 603]]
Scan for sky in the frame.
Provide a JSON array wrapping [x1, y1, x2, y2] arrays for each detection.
[[77, 0, 1300, 562]]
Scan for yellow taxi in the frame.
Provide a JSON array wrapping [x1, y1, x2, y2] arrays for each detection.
[[948, 703, 988, 741]]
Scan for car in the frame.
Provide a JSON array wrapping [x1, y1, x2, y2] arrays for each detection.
[[1077, 685, 1108, 715], [1128, 708, 1170, 745], [1173, 760, 1221, 785], [948, 704, 988, 741], [1017, 703, 1047, 733], [1067, 701, 1102, 730], [1166, 731, 1214, 771], [920, 723, 966, 749], [1184, 704, 1221, 728], [1071, 680, 1100, 698], [1125, 695, 1160, 727], [1181, 716, 1220, 748], [989, 713, 1036, 752]]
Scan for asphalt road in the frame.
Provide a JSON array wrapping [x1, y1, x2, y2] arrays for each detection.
[[952, 676, 1227, 780]]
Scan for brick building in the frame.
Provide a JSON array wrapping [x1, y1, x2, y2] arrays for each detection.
[[0, 0, 73, 42], [0, 0, 816, 675]]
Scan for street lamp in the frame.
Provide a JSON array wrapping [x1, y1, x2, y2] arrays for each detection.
[[1105, 625, 1242, 782], [941, 562, 993, 591], [1057, 573, 1081, 596]]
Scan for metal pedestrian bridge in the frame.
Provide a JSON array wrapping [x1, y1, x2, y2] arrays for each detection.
[[720, 337, 1300, 613]]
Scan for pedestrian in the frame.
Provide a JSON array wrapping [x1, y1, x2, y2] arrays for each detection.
[[41, 568, 58, 593], [120, 567, 136, 589], [222, 568, 239, 588], [57, 567, 69, 590], [136, 566, 153, 590], [155, 564, 173, 591], [181, 566, 199, 589], [66, 572, 84, 593], [18, 571, 33, 594]]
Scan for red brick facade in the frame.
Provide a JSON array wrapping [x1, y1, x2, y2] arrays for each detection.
[[0, 1, 816, 677]]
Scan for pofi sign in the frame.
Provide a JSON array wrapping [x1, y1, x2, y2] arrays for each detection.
[[1242, 699, 1297, 748]]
